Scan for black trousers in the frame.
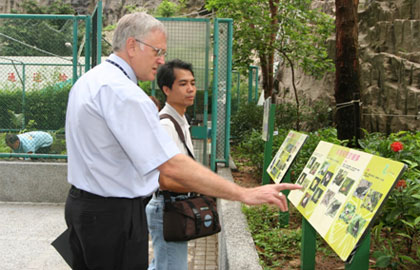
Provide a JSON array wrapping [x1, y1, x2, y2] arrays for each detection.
[[65, 186, 151, 270]]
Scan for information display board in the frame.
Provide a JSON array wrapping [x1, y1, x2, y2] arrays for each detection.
[[288, 141, 406, 261], [267, 130, 308, 183]]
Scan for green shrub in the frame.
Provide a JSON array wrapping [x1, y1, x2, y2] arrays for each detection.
[[230, 102, 264, 143], [243, 204, 303, 268], [0, 83, 71, 131], [237, 129, 420, 269], [155, 0, 179, 17], [360, 130, 420, 268], [235, 127, 345, 180], [231, 100, 332, 145]]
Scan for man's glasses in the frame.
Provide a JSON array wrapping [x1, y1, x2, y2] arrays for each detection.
[[135, 39, 167, 57]]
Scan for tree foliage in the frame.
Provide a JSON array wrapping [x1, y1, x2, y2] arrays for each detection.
[[0, 0, 75, 56], [206, 0, 335, 98], [155, 0, 180, 17]]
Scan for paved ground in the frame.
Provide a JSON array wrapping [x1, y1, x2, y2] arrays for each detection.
[[0, 202, 217, 270]]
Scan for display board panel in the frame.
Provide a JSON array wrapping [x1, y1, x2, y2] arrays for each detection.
[[267, 130, 308, 183], [288, 141, 406, 261]]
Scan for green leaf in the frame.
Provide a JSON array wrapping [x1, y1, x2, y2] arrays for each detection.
[[375, 255, 392, 268], [396, 232, 412, 239], [412, 194, 420, 199], [414, 216, 420, 226], [400, 219, 414, 229], [398, 255, 418, 265]]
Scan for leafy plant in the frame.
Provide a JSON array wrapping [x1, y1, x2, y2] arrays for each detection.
[[234, 127, 345, 180], [206, 0, 334, 131], [243, 204, 302, 268], [231, 102, 264, 143], [0, 81, 71, 131], [361, 130, 420, 268], [155, 0, 180, 17]]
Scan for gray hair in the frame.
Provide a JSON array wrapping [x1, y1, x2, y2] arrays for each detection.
[[112, 12, 166, 52]]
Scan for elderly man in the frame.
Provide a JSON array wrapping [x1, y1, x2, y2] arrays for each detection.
[[64, 12, 301, 270]]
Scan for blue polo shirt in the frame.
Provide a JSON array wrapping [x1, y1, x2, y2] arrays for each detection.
[[15, 131, 53, 153]]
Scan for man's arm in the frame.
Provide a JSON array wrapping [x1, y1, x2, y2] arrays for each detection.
[[158, 154, 302, 211]]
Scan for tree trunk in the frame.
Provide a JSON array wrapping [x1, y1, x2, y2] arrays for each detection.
[[260, 0, 279, 102], [335, 0, 361, 147]]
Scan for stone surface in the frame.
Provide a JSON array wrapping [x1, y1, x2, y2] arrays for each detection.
[[276, 0, 420, 133], [0, 0, 206, 25], [0, 161, 69, 203], [217, 167, 262, 270], [0, 202, 218, 270]]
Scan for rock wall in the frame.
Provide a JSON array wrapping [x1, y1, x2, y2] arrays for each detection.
[[0, 0, 198, 25], [276, 0, 420, 133]]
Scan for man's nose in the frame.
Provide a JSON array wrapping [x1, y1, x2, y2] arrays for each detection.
[[187, 84, 195, 92], [157, 55, 165, 64]]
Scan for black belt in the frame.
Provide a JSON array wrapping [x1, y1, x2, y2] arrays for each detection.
[[70, 185, 149, 202], [154, 190, 189, 197]]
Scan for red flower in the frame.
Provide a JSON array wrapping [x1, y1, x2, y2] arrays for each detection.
[[33, 72, 42, 82], [8, 73, 16, 82], [390, 141, 403, 152], [395, 179, 407, 190], [58, 73, 68, 82]]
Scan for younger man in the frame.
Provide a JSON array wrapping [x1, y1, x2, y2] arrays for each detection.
[[146, 59, 196, 270]]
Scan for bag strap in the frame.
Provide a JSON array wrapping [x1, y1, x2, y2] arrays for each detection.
[[201, 196, 220, 230], [162, 191, 173, 210], [186, 200, 201, 234], [160, 113, 194, 159]]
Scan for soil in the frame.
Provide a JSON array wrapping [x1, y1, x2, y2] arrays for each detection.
[[232, 167, 368, 270]]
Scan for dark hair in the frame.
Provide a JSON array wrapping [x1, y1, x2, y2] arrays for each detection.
[[157, 59, 194, 95], [5, 134, 19, 145]]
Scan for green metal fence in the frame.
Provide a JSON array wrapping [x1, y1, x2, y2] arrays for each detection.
[[153, 18, 233, 170], [0, 10, 233, 166], [211, 18, 233, 170], [153, 18, 211, 166], [0, 1, 102, 157], [0, 14, 90, 133]]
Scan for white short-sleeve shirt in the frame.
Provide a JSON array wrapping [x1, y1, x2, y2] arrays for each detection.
[[65, 54, 180, 198], [159, 103, 195, 158]]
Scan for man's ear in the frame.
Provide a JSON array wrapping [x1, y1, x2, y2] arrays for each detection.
[[162, 85, 171, 96], [126, 37, 138, 57]]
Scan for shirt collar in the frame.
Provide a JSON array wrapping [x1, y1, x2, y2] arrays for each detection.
[[107, 54, 137, 84], [163, 103, 189, 127]]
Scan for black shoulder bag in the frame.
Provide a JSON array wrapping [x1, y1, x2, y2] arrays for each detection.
[[160, 113, 221, 241]]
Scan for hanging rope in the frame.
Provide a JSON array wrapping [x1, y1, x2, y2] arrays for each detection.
[[335, 99, 361, 110], [0, 32, 72, 62]]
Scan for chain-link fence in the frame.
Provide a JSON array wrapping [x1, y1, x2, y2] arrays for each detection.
[[156, 18, 212, 165], [0, 13, 233, 163], [211, 19, 233, 170], [0, 15, 91, 132], [0, 13, 95, 157]]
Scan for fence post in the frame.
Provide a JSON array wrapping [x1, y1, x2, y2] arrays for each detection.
[[248, 66, 253, 104], [22, 64, 26, 130], [345, 231, 370, 270], [262, 103, 276, 185], [72, 17, 78, 84], [301, 218, 316, 270]]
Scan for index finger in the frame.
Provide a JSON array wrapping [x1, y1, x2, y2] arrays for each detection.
[[274, 183, 303, 192]]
